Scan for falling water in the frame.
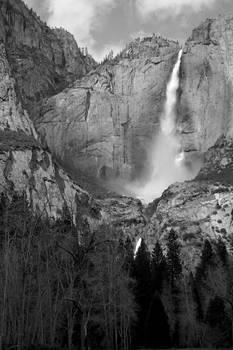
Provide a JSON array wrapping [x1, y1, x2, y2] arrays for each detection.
[[134, 237, 142, 257], [128, 49, 201, 204]]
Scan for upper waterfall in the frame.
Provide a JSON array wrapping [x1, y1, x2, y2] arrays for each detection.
[[161, 49, 182, 136], [128, 49, 201, 204]]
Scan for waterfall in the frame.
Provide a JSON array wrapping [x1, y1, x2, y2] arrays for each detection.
[[128, 49, 201, 204], [134, 237, 142, 257], [161, 49, 182, 137]]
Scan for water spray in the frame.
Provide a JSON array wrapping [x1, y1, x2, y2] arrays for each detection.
[[128, 49, 201, 203]]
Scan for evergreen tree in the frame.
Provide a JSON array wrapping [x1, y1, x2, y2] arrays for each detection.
[[190, 272, 203, 321], [144, 242, 169, 347], [196, 240, 214, 280], [151, 241, 167, 293], [165, 230, 182, 346], [217, 238, 228, 266], [166, 229, 182, 286], [173, 320, 180, 347], [206, 296, 226, 327], [133, 239, 151, 346], [205, 296, 231, 347], [145, 295, 171, 349], [194, 240, 214, 327], [123, 236, 134, 276]]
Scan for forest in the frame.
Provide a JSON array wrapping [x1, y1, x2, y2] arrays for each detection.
[[0, 193, 232, 350]]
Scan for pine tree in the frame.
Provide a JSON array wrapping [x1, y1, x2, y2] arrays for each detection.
[[190, 271, 203, 320], [196, 240, 214, 281], [123, 236, 134, 276], [133, 239, 151, 347], [151, 241, 167, 293], [166, 229, 182, 286], [206, 296, 226, 327], [145, 295, 171, 349], [205, 296, 231, 347], [217, 238, 228, 266], [133, 239, 151, 294]]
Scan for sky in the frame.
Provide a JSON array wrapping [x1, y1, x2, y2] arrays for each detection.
[[24, 0, 233, 61]]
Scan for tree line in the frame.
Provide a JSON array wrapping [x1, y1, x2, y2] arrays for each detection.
[[0, 193, 136, 350], [132, 230, 233, 348], [0, 192, 232, 349]]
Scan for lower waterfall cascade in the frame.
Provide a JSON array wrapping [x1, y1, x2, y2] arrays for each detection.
[[128, 49, 201, 204]]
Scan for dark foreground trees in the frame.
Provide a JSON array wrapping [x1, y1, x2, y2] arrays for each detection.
[[0, 193, 136, 350], [132, 232, 233, 349], [1, 193, 233, 350]]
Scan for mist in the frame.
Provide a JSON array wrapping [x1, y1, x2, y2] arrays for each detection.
[[127, 50, 202, 204]]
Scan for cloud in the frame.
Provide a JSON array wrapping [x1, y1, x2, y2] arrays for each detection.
[[47, 0, 117, 58], [94, 42, 123, 62], [24, 0, 225, 61], [136, 0, 216, 17]]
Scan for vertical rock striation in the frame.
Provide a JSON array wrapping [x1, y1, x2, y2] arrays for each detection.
[[0, 0, 96, 112], [178, 16, 233, 155], [35, 37, 180, 184], [0, 4, 100, 224]]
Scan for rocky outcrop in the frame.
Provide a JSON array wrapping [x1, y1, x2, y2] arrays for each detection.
[[0, 142, 100, 221], [98, 195, 146, 242], [145, 179, 233, 269], [197, 136, 233, 183], [0, 0, 96, 112], [35, 37, 180, 183], [52, 28, 96, 81], [178, 16, 233, 156]]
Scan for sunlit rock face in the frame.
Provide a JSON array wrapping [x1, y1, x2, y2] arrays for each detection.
[[0, 146, 100, 221], [178, 16, 233, 155], [145, 180, 233, 269], [0, 0, 96, 112], [35, 37, 180, 184]]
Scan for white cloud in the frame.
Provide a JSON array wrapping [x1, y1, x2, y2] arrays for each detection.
[[136, 0, 216, 17], [47, 0, 117, 59]]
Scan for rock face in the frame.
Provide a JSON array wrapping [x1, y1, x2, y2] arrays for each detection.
[[0, 0, 147, 237], [178, 16, 233, 155], [197, 136, 233, 183], [98, 196, 146, 243], [150, 15, 233, 268], [35, 37, 180, 183], [144, 131, 233, 269], [145, 179, 233, 269], [0, 0, 96, 112], [3, 0, 233, 266], [0, 28, 100, 225]]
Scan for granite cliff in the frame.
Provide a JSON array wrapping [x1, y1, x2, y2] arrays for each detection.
[[35, 37, 180, 184], [178, 15, 233, 155], [0, 38, 101, 228], [0, 0, 145, 232], [0, 5, 233, 348], [2, 0, 233, 261], [0, 0, 96, 113], [143, 15, 233, 268], [31, 14, 233, 264]]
